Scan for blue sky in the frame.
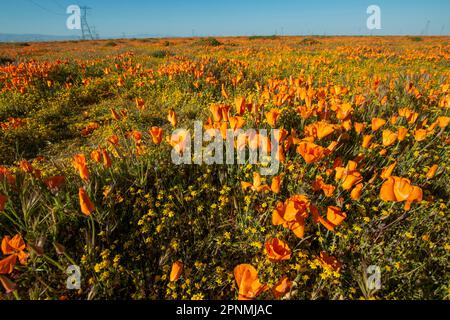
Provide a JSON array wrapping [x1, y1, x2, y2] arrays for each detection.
[[1, 0, 449, 37]]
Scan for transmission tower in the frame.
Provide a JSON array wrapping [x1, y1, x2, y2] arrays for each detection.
[[421, 20, 430, 36], [80, 6, 94, 40]]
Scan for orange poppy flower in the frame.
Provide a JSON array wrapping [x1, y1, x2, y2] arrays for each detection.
[[107, 135, 119, 146], [270, 175, 282, 193], [382, 130, 398, 146], [0, 167, 15, 186], [335, 161, 363, 191], [19, 160, 33, 173], [361, 135, 373, 148], [426, 164, 438, 179], [0, 195, 7, 212], [350, 183, 363, 200], [272, 276, 293, 299], [229, 116, 246, 133], [169, 260, 183, 282], [265, 238, 291, 262], [312, 176, 335, 197], [354, 122, 366, 134], [0, 234, 28, 275], [90, 149, 102, 163], [436, 116, 450, 128], [168, 109, 177, 127], [135, 97, 145, 111], [79, 187, 95, 216], [397, 127, 408, 141], [210, 104, 222, 122], [380, 162, 397, 180], [72, 154, 89, 181], [414, 129, 428, 141], [101, 149, 112, 168], [131, 130, 143, 143], [43, 176, 65, 190], [167, 129, 190, 156], [398, 108, 419, 124], [371, 118, 386, 131], [241, 172, 270, 193], [266, 109, 281, 127], [149, 127, 164, 144], [379, 176, 423, 210], [234, 264, 267, 300], [318, 252, 341, 272], [312, 206, 347, 231], [296, 141, 329, 164], [235, 96, 246, 116], [304, 121, 336, 140], [335, 103, 353, 120], [272, 195, 310, 238]]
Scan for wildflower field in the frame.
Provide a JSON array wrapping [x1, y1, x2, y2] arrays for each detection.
[[0, 36, 449, 300]]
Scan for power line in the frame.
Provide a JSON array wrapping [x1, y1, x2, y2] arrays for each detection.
[[24, 0, 66, 16]]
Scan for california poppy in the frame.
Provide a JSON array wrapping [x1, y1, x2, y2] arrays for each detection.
[[79, 187, 95, 216], [234, 264, 267, 300], [241, 172, 270, 193], [265, 238, 291, 262], [19, 160, 33, 173], [0, 234, 28, 275], [397, 127, 408, 141], [168, 109, 177, 127], [72, 154, 89, 181], [379, 176, 423, 210], [101, 149, 112, 168], [135, 97, 145, 111], [350, 183, 363, 200], [297, 141, 329, 164], [316, 206, 347, 231], [371, 118, 386, 131], [149, 127, 164, 144], [43, 176, 65, 190], [361, 135, 373, 148], [169, 260, 183, 282], [304, 121, 336, 140], [382, 130, 398, 146], [90, 149, 102, 163], [270, 175, 282, 193], [0, 195, 7, 212], [210, 104, 222, 122], [235, 96, 246, 116], [354, 122, 366, 134], [380, 162, 397, 180], [318, 252, 341, 272], [107, 135, 119, 146], [335, 161, 363, 191], [266, 109, 281, 127], [436, 116, 450, 128], [272, 195, 310, 238], [414, 129, 428, 142], [167, 129, 190, 156], [272, 277, 293, 299], [312, 176, 335, 197], [426, 164, 438, 179]]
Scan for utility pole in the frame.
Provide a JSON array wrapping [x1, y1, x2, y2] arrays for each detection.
[[80, 6, 94, 40]]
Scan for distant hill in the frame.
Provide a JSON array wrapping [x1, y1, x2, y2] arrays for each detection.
[[0, 33, 175, 43], [0, 33, 81, 42]]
